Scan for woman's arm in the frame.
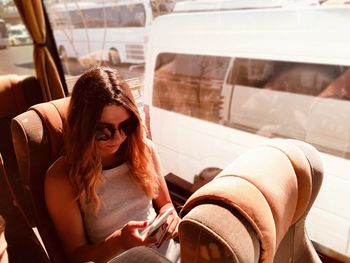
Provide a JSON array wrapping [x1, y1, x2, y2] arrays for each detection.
[[45, 157, 150, 263], [147, 140, 181, 246]]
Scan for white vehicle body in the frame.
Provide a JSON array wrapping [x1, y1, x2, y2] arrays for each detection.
[[0, 19, 10, 49], [173, 0, 320, 12], [48, 0, 154, 65], [9, 24, 32, 46], [144, 4, 350, 258]]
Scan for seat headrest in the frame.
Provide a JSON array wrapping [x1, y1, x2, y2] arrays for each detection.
[[29, 97, 70, 160], [0, 75, 28, 118], [0, 74, 42, 118], [180, 139, 323, 262]]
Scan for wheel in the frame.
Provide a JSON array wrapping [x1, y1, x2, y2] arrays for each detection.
[[58, 46, 69, 74], [108, 48, 120, 66], [58, 46, 68, 61]]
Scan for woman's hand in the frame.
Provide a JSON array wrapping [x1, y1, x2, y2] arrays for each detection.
[[118, 220, 156, 250], [154, 205, 180, 248]]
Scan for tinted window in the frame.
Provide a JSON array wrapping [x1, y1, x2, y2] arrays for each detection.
[[153, 53, 350, 157], [70, 10, 84, 28], [153, 53, 230, 122], [84, 8, 104, 28], [119, 4, 145, 27]]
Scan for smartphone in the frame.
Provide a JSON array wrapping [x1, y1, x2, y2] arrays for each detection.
[[139, 208, 173, 239]]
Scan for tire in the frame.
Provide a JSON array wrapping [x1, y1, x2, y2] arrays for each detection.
[[58, 46, 68, 61], [58, 46, 69, 74], [108, 48, 120, 66]]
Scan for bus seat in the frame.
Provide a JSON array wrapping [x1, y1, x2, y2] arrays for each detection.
[[0, 75, 48, 262], [0, 74, 43, 223], [108, 246, 171, 263], [11, 97, 70, 263], [0, 159, 9, 263], [179, 139, 323, 263]]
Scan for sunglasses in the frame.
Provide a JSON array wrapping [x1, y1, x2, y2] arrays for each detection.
[[95, 116, 138, 141]]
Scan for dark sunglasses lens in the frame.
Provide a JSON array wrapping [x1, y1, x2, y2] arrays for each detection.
[[120, 117, 138, 135], [95, 130, 110, 141]]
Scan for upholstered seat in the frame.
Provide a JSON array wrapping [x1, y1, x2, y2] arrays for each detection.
[[179, 139, 323, 263], [0, 74, 43, 224], [0, 74, 49, 262], [12, 98, 70, 262]]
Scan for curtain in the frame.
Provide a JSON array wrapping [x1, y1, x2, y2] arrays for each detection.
[[13, 0, 65, 101]]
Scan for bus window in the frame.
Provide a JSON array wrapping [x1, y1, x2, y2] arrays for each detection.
[[105, 6, 122, 28], [83, 8, 104, 28], [70, 10, 85, 29], [120, 4, 146, 27], [0, 1, 34, 75]]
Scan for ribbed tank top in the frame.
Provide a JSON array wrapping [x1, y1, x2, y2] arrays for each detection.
[[82, 163, 157, 244], [81, 162, 180, 262]]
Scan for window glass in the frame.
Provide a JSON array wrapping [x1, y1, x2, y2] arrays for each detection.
[[84, 8, 104, 28], [0, 0, 34, 75], [153, 53, 230, 122], [153, 53, 350, 158], [120, 4, 145, 27], [106, 6, 122, 28], [70, 10, 85, 29], [43, 0, 169, 93]]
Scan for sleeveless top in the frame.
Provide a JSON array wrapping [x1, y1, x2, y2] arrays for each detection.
[[82, 163, 157, 244], [81, 163, 180, 262]]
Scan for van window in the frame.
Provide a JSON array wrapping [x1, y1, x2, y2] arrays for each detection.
[[153, 53, 350, 158], [153, 53, 230, 122]]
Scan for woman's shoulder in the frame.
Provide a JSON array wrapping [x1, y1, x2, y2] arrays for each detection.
[[44, 156, 78, 214], [144, 138, 162, 173], [145, 138, 157, 152], [45, 156, 71, 187]]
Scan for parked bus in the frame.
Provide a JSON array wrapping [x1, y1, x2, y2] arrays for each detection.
[[46, 0, 162, 68], [144, 2, 350, 260], [0, 19, 9, 49]]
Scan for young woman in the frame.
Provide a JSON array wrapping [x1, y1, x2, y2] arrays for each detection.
[[45, 66, 180, 263]]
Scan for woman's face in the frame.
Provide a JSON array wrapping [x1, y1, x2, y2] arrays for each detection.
[[95, 104, 131, 157]]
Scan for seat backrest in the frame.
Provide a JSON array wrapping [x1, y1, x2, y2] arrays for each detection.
[[0, 74, 43, 224], [179, 139, 323, 263], [0, 214, 8, 263], [0, 158, 9, 263], [11, 97, 70, 263]]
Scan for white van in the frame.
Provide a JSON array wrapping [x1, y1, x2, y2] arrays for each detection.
[[9, 24, 32, 46], [144, 3, 350, 259]]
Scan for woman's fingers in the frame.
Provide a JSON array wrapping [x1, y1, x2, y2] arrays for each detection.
[[124, 220, 148, 230], [156, 212, 180, 247]]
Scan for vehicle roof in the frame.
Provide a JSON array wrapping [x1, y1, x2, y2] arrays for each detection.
[[173, 0, 322, 12], [48, 0, 147, 12], [9, 24, 26, 30], [150, 7, 350, 66]]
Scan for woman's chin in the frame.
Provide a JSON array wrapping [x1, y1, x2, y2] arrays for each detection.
[[107, 145, 121, 153], [100, 145, 120, 155]]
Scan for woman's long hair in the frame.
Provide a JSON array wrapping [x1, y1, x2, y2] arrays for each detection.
[[65, 66, 159, 212]]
